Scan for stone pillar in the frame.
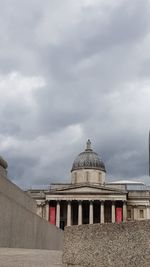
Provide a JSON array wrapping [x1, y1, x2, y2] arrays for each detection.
[[45, 201, 49, 221], [56, 201, 60, 228], [100, 201, 104, 224], [89, 201, 94, 224], [39, 205, 43, 218], [67, 201, 72, 226], [111, 201, 115, 223], [123, 201, 127, 222], [146, 206, 150, 219], [133, 206, 137, 220], [78, 201, 82, 225]]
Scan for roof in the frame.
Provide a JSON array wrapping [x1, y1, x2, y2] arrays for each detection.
[[109, 180, 145, 185], [71, 139, 106, 172]]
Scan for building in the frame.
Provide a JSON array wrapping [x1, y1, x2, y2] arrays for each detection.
[[27, 140, 150, 230]]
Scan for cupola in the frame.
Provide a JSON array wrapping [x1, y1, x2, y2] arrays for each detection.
[[71, 140, 106, 185]]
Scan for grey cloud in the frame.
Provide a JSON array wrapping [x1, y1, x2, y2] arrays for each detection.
[[41, 0, 150, 73], [0, 0, 150, 187]]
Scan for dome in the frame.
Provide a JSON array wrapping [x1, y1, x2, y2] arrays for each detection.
[[71, 140, 106, 172]]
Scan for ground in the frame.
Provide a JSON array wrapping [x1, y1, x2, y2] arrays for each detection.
[[0, 248, 65, 267]]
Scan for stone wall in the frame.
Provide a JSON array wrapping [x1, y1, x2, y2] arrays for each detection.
[[63, 221, 150, 267], [0, 174, 63, 250], [71, 169, 105, 185]]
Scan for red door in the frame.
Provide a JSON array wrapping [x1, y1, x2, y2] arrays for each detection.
[[49, 207, 56, 225], [116, 207, 122, 223]]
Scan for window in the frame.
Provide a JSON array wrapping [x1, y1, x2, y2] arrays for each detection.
[[127, 209, 131, 219], [86, 171, 89, 182], [99, 172, 101, 183], [139, 209, 144, 219]]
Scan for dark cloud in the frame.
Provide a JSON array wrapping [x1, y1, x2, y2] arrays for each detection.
[[0, 0, 150, 188]]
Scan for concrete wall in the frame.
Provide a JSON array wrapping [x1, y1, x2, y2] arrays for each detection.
[[63, 221, 150, 267], [0, 174, 63, 250], [0, 174, 36, 213]]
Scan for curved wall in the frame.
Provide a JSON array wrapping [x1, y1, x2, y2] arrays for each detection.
[[71, 169, 105, 185]]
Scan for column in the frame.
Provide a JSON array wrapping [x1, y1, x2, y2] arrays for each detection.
[[67, 201, 72, 226], [146, 206, 150, 219], [111, 201, 115, 223], [39, 205, 43, 218], [89, 201, 94, 224], [100, 201, 104, 223], [133, 205, 137, 220], [123, 201, 127, 222], [78, 201, 82, 225], [37, 205, 42, 217], [45, 201, 49, 221], [56, 201, 60, 228]]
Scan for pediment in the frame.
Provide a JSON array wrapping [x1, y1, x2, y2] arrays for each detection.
[[50, 184, 125, 194]]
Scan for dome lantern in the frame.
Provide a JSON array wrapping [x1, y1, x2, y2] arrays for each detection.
[[86, 139, 92, 151]]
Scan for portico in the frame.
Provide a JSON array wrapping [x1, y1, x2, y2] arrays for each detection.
[[45, 183, 127, 229], [47, 199, 127, 229]]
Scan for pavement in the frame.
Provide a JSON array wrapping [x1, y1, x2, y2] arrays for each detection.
[[0, 248, 65, 267]]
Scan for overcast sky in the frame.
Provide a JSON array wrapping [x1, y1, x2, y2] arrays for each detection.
[[0, 0, 150, 188]]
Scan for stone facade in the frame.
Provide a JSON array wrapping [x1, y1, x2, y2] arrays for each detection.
[[28, 184, 150, 229], [63, 221, 150, 267], [71, 169, 105, 185], [27, 140, 150, 230]]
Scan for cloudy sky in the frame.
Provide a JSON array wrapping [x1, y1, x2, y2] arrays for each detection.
[[0, 0, 150, 188]]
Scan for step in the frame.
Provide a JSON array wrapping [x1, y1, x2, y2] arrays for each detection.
[[0, 248, 65, 267]]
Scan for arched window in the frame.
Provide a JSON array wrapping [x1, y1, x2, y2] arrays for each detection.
[[99, 172, 101, 183], [86, 171, 89, 182]]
